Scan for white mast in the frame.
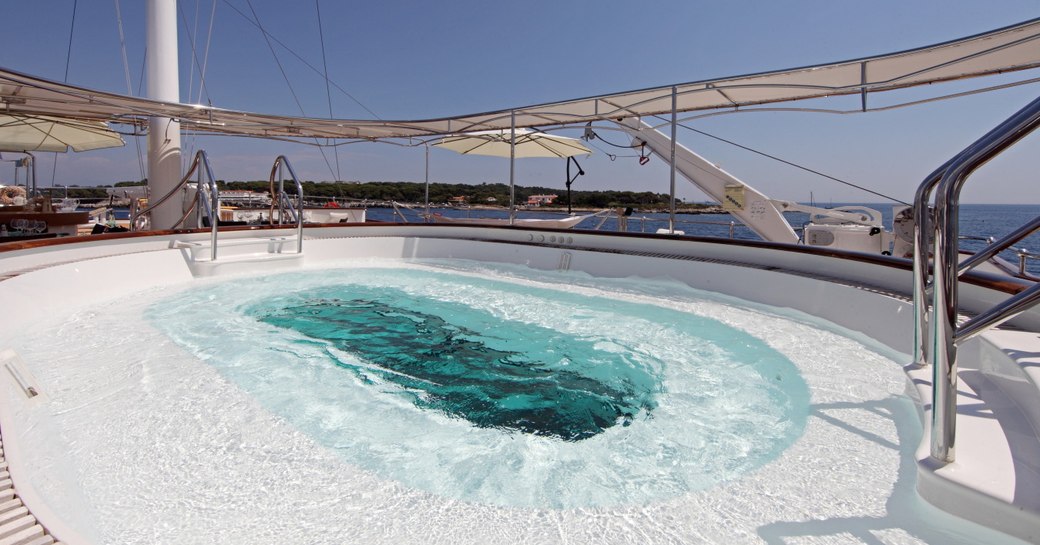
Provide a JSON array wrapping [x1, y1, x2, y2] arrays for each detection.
[[146, 0, 182, 230]]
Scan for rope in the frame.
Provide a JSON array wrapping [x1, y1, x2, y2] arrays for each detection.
[[657, 117, 910, 206], [587, 142, 641, 161], [315, 0, 342, 181], [587, 129, 641, 150]]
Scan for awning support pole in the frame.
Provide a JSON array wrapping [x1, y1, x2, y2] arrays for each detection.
[[669, 86, 677, 233], [424, 143, 430, 222], [860, 62, 869, 112], [509, 110, 516, 226]]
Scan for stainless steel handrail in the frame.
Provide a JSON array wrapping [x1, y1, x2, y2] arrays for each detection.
[[268, 155, 305, 254], [130, 150, 219, 235], [913, 94, 1040, 463], [958, 217, 1040, 274], [196, 151, 221, 261]]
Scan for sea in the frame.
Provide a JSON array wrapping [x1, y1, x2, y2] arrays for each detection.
[[369, 203, 1040, 276], [103, 203, 1040, 275]]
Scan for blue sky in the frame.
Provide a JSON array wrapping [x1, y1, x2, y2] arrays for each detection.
[[2, 1, 1039, 204]]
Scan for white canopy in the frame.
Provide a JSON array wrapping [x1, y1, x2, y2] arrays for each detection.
[[433, 129, 592, 158], [1, 18, 1038, 140], [0, 114, 125, 152]]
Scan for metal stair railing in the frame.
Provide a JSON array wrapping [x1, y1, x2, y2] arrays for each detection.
[[267, 155, 305, 254], [131, 150, 221, 260], [912, 94, 1040, 464]]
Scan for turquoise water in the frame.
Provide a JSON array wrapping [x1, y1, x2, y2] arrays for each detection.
[[251, 286, 657, 441], [148, 261, 810, 508]]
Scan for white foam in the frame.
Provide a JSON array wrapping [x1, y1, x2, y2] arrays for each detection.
[[8, 259, 1025, 545]]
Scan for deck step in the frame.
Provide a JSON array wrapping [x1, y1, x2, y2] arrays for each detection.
[[0, 509, 27, 530], [0, 508, 27, 529], [173, 235, 301, 260], [0, 524, 44, 545], [0, 515, 37, 541], [0, 500, 22, 516], [173, 236, 305, 278]]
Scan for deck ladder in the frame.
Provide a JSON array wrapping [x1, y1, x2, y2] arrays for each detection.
[[133, 151, 306, 261]]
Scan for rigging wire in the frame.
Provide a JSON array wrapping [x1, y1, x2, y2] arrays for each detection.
[[629, 77, 1040, 205], [650, 115, 910, 206], [185, 0, 199, 109], [63, 0, 78, 82], [181, 0, 201, 167], [671, 76, 1040, 124], [52, 0, 80, 188], [177, 0, 217, 168], [244, 0, 337, 180], [197, 0, 218, 106], [114, 0, 146, 181], [315, 0, 342, 181], [220, 0, 382, 120], [177, 1, 214, 105]]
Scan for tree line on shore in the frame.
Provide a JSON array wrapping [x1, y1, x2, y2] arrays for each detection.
[[63, 180, 717, 209]]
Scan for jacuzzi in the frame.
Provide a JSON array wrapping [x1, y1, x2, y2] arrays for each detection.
[[1, 224, 1038, 544]]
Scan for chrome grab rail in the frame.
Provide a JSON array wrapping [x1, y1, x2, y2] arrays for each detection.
[[196, 151, 221, 261], [267, 155, 305, 254], [130, 150, 220, 260], [912, 95, 1040, 463], [958, 217, 1040, 275]]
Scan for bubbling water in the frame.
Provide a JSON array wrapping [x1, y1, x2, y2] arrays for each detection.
[[253, 289, 657, 441], [148, 261, 809, 508]]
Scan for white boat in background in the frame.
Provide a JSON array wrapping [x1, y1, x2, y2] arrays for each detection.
[[428, 211, 600, 229], [218, 206, 366, 225], [2, 9, 1040, 545]]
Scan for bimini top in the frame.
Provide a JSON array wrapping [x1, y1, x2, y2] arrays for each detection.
[[1, 18, 1039, 140]]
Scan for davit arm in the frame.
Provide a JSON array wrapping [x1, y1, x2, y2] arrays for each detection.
[[616, 118, 799, 244]]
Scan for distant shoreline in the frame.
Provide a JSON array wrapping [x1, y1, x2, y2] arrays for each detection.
[[439, 204, 728, 215]]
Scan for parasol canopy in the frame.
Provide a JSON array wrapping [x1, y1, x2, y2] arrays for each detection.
[[433, 129, 591, 158], [0, 114, 125, 153]]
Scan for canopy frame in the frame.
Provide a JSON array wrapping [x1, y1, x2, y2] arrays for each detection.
[[1, 18, 1038, 141]]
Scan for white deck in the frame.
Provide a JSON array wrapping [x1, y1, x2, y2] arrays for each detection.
[[1, 225, 1038, 544]]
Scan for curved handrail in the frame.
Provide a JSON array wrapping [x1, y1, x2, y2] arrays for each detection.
[[913, 94, 1040, 463], [130, 156, 195, 231], [130, 150, 219, 237], [267, 156, 304, 253]]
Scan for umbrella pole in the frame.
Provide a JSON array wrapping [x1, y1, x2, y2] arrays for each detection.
[[29, 152, 37, 199], [566, 158, 572, 215], [669, 86, 677, 234], [509, 110, 516, 226]]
